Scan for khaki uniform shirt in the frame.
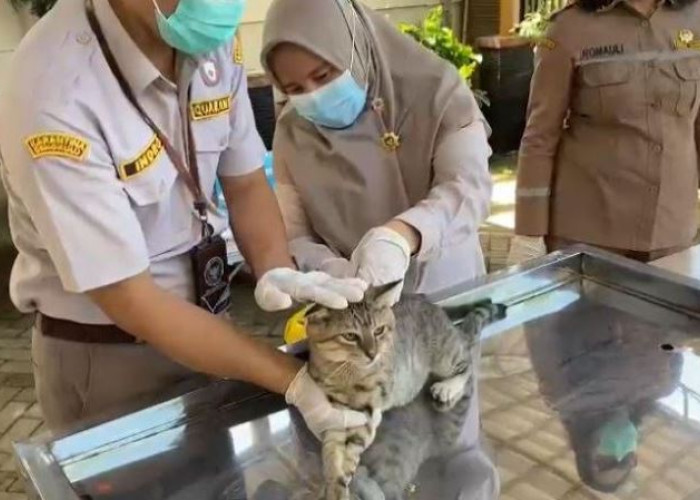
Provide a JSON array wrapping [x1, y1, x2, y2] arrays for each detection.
[[516, 0, 700, 252], [0, 0, 265, 323]]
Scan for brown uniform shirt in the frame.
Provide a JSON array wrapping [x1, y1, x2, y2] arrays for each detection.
[[516, 0, 700, 252]]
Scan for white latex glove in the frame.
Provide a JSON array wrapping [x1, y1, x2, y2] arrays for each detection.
[[255, 268, 367, 312], [507, 236, 547, 266], [318, 257, 354, 278], [286, 364, 369, 439], [350, 226, 411, 304]]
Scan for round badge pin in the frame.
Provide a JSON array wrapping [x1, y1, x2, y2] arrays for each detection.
[[201, 60, 220, 87]]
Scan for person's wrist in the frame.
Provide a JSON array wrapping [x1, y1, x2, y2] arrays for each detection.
[[281, 357, 306, 400], [385, 220, 420, 256]]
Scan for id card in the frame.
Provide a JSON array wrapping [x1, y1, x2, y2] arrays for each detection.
[[190, 234, 232, 315]]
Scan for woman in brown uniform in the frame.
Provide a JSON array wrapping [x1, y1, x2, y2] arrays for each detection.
[[515, 0, 700, 262]]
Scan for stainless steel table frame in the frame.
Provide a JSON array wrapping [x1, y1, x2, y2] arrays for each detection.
[[14, 245, 700, 500]]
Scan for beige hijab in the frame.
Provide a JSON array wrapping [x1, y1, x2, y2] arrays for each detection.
[[261, 0, 482, 270]]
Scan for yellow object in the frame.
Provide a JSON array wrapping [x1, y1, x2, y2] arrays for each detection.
[[284, 307, 309, 345], [25, 133, 90, 162]]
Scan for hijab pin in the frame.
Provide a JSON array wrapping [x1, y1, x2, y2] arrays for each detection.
[[381, 132, 401, 152], [371, 98, 385, 112]]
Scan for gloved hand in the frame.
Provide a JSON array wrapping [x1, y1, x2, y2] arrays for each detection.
[[255, 268, 367, 312], [350, 226, 411, 305], [318, 257, 354, 279], [286, 364, 369, 439], [506, 236, 547, 266]]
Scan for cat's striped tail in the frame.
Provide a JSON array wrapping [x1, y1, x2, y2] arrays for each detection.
[[444, 299, 507, 335]]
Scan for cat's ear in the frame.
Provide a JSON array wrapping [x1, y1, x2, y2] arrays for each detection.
[[366, 280, 403, 308], [305, 303, 330, 323]]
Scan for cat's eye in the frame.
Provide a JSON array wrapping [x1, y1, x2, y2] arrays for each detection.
[[374, 326, 388, 337], [341, 333, 359, 343]]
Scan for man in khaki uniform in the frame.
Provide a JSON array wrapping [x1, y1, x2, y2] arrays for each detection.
[[0, 0, 369, 436], [515, 0, 700, 262]]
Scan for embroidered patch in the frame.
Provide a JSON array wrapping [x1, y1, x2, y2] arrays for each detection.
[[190, 96, 232, 121], [581, 44, 624, 61], [200, 59, 220, 87], [25, 133, 90, 161], [675, 29, 700, 50], [233, 32, 244, 65], [118, 135, 164, 180], [536, 38, 556, 50]]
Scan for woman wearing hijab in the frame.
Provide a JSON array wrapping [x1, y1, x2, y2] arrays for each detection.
[[260, 0, 493, 302]]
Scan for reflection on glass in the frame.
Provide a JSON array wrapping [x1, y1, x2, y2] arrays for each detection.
[[661, 351, 700, 424], [230, 422, 254, 454], [269, 410, 291, 435]]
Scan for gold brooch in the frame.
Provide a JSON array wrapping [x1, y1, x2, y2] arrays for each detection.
[[676, 29, 696, 49], [381, 132, 401, 152]]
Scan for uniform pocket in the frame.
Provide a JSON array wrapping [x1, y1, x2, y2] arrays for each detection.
[[191, 118, 230, 209], [574, 62, 634, 120], [673, 58, 700, 116], [123, 163, 189, 257]]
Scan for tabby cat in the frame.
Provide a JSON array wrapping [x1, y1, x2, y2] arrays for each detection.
[[304, 282, 506, 500]]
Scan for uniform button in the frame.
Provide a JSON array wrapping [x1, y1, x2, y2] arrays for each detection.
[[653, 144, 663, 154], [76, 31, 92, 45], [641, 20, 650, 28], [650, 100, 661, 109]]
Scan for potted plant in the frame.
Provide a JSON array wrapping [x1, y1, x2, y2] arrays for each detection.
[[399, 6, 488, 107]]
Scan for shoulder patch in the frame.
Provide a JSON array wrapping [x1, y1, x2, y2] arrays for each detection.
[[233, 32, 244, 65], [25, 133, 90, 162], [118, 135, 164, 180], [190, 96, 232, 121], [536, 38, 557, 50]]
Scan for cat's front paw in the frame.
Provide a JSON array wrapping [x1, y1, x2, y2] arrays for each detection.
[[430, 376, 466, 412]]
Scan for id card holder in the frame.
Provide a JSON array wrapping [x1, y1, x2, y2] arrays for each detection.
[[190, 234, 232, 315]]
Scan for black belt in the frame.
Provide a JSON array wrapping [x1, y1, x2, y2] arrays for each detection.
[[40, 315, 140, 344]]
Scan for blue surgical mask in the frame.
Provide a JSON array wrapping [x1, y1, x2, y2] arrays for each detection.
[[153, 0, 246, 56], [289, 70, 368, 129]]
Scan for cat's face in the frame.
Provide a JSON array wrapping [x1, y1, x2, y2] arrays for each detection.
[[305, 282, 400, 368]]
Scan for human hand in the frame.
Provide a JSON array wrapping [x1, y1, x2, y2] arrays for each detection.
[[255, 268, 368, 312], [318, 257, 355, 279], [285, 364, 369, 439], [506, 236, 547, 266], [350, 226, 411, 305]]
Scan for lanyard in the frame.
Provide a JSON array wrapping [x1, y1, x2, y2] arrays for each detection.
[[84, 0, 212, 239]]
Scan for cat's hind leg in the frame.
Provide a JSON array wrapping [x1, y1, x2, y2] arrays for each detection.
[[428, 324, 474, 412], [323, 423, 378, 500]]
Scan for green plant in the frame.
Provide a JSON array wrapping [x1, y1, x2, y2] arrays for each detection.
[[399, 6, 488, 106], [9, 0, 56, 17], [513, 0, 567, 39]]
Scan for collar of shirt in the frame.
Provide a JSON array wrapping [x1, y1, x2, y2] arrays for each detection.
[[92, 0, 168, 95]]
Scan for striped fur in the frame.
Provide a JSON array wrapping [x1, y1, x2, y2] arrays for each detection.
[[306, 291, 505, 500]]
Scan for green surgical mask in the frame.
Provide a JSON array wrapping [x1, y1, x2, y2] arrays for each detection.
[[597, 417, 639, 462], [153, 0, 246, 56]]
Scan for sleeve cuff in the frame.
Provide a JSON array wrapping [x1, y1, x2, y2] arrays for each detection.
[[217, 140, 267, 178], [515, 198, 550, 236], [395, 208, 441, 262]]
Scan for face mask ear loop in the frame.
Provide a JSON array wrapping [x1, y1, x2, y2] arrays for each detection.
[[152, 0, 165, 17]]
